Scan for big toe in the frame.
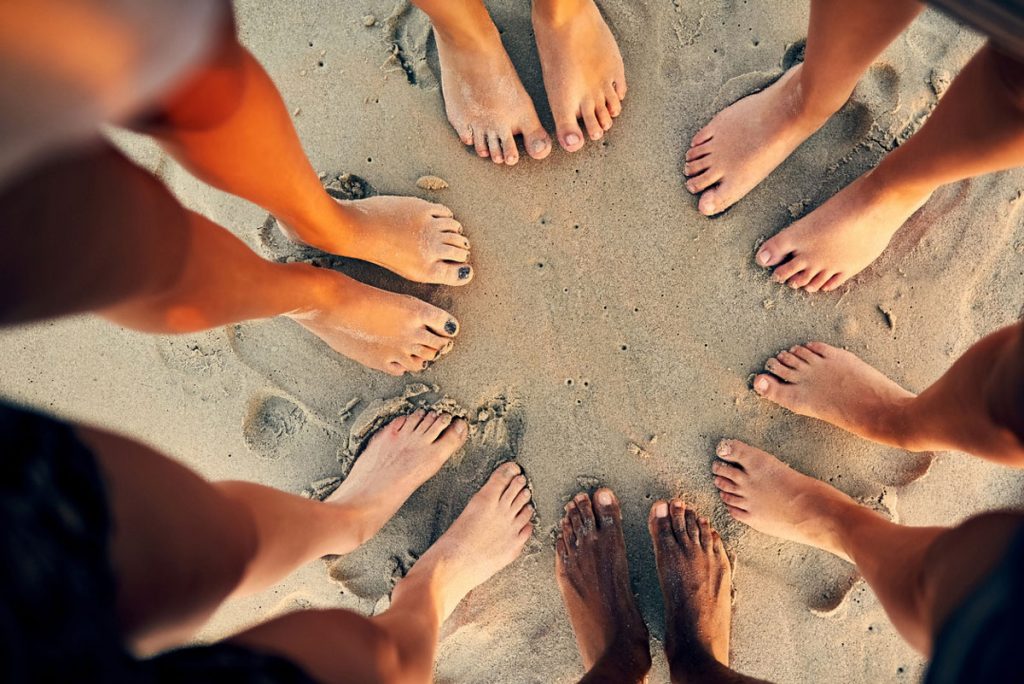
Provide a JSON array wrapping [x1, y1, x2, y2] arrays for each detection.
[[434, 262, 474, 286], [523, 124, 553, 160], [752, 373, 796, 408], [756, 233, 793, 268], [592, 488, 622, 530]]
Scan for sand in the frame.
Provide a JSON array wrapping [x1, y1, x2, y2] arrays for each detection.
[[2, 1, 1024, 682]]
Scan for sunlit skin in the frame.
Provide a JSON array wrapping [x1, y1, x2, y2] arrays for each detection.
[[79, 412, 534, 682], [684, 0, 1024, 292], [752, 322, 1024, 468], [0, 14, 470, 377], [411, 0, 626, 161]]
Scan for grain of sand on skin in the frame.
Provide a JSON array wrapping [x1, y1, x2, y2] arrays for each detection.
[[1, 2, 1024, 683]]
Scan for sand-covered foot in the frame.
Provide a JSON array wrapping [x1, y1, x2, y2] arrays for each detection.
[[327, 411, 468, 543], [754, 342, 916, 447], [533, 0, 627, 151], [648, 500, 732, 679], [684, 65, 834, 216], [755, 172, 931, 291], [555, 489, 650, 678], [434, 19, 551, 165], [407, 462, 535, 619], [287, 196, 474, 286], [289, 271, 458, 376], [712, 440, 856, 561]]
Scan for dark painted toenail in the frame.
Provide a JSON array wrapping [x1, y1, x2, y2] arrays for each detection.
[[444, 320, 457, 335], [458, 266, 471, 280]]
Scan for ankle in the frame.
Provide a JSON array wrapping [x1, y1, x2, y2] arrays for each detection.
[[532, 0, 590, 26], [431, 11, 500, 51], [862, 162, 937, 209], [790, 65, 853, 124], [667, 644, 726, 684]]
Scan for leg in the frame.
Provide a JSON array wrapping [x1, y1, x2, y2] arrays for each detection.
[[712, 439, 1024, 653], [554, 489, 651, 683], [532, 0, 628, 151], [685, 0, 923, 215], [0, 144, 458, 375], [411, 0, 552, 164], [82, 412, 467, 654], [751, 323, 1024, 466], [759, 44, 1024, 291], [228, 462, 535, 684], [647, 499, 771, 684], [141, 20, 474, 286]]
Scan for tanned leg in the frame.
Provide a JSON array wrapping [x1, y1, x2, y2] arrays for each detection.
[[751, 323, 1024, 467], [82, 412, 467, 654], [141, 21, 474, 285], [712, 439, 1024, 653], [410, 0, 552, 164], [555, 488, 650, 683], [685, 0, 923, 215], [759, 45, 1024, 291], [0, 144, 459, 375], [229, 462, 535, 684]]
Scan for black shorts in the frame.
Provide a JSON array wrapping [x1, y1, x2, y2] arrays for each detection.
[[0, 403, 315, 683]]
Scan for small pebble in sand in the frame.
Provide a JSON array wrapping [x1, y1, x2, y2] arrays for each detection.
[[363, 15, 376, 27], [878, 305, 896, 331], [628, 442, 651, 459], [293, 107, 301, 116], [416, 175, 449, 191], [299, 69, 307, 76], [762, 299, 774, 310]]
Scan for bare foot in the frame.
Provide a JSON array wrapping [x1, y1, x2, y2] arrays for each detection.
[[684, 65, 835, 216], [433, 19, 551, 165], [647, 499, 732, 680], [533, 0, 627, 151], [753, 341, 916, 447], [288, 270, 458, 376], [404, 462, 534, 620], [712, 439, 857, 561], [285, 196, 475, 287], [327, 411, 468, 545], [755, 171, 931, 291], [555, 489, 650, 679]]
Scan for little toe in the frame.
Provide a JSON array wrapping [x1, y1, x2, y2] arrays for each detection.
[[613, 77, 627, 100], [567, 500, 585, 538], [604, 87, 622, 117], [385, 362, 406, 376]]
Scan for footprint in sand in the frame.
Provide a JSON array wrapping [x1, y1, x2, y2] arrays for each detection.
[[153, 331, 241, 400], [242, 392, 343, 463], [380, 0, 437, 88]]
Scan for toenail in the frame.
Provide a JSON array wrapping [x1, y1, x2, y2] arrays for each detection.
[[532, 139, 548, 153], [672, 501, 683, 509], [575, 493, 588, 503], [654, 502, 668, 518], [444, 320, 457, 335], [458, 266, 471, 280], [716, 441, 732, 457], [596, 490, 612, 505], [454, 420, 467, 434], [757, 249, 771, 266], [566, 133, 581, 146]]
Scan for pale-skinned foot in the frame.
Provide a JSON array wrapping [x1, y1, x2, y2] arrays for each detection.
[[283, 195, 475, 286], [711, 440, 857, 561], [327, 411, 469, 545], [288, 269, 458, 376], [433, 18, 552, 165], [648, 499, 732, 678], [404, 462, 535, 620], [685, 64, 838, 216], [533, 0, 627, 151], [555, 489, 650, 679], [753, 341, 916, 447], [755, 170, 932, 291]]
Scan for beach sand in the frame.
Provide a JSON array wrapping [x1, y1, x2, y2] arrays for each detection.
[[2, 1, 1024, 681]]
